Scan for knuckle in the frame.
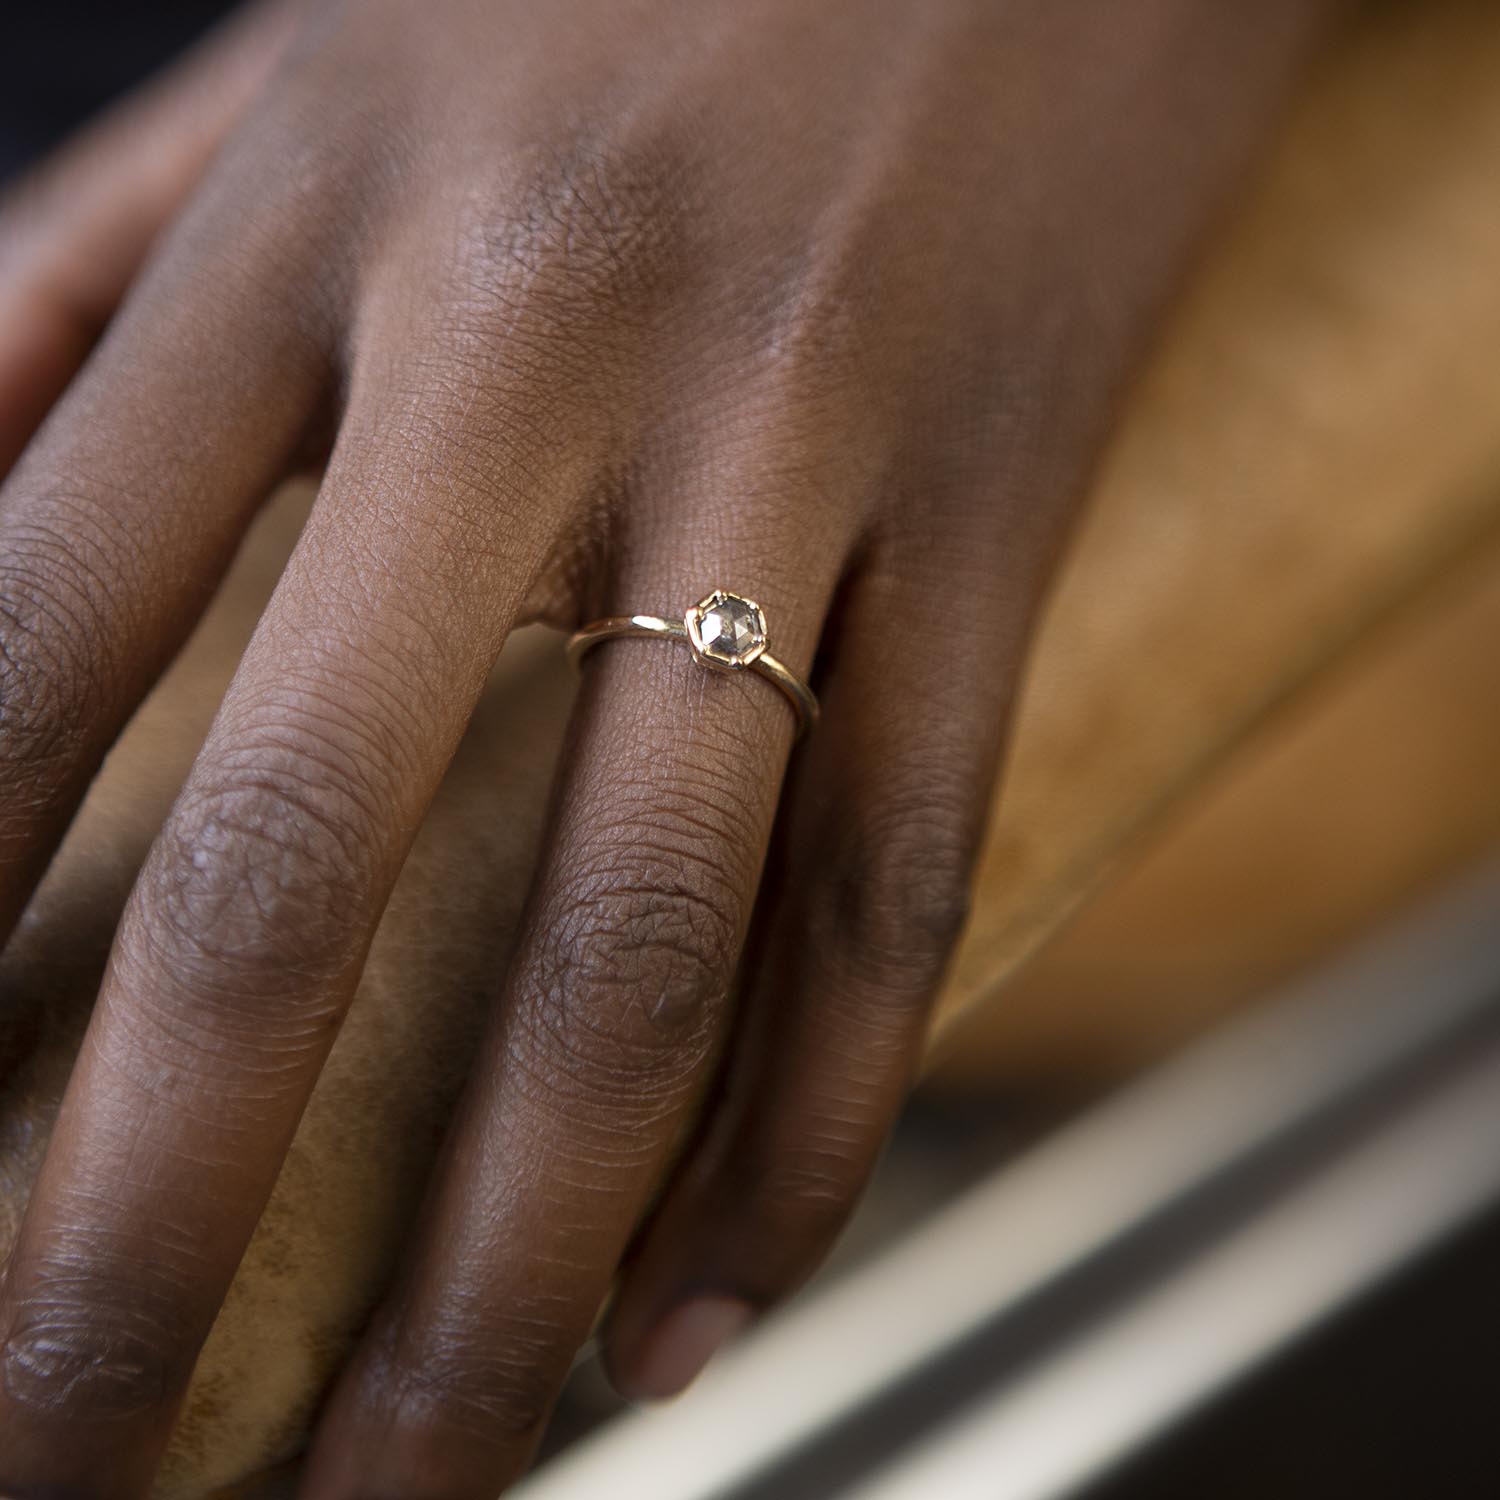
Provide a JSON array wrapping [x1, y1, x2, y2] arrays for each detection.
[[363, 1318, 565, 1450], [1, 1318, 172, 1427], [531, 842, 743, 1073], [215, 91, 397, 282], [130, 743, 381, 1000], [770, 252, 881, 381], [0, 527, 121, 774], [457, 118, 697, 325], [746, 187, 896, 397], [0, 1276, 190, 1425], [808, 801, 976, 994]]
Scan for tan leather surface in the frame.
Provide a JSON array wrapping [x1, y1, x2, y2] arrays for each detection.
[[931, 527, 1500, 1085], [935, 0, 1500, 1036], [2, 0, 1500, 1491]]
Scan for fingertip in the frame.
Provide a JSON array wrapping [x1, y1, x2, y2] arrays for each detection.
[[610, 1293, 754, 1403]]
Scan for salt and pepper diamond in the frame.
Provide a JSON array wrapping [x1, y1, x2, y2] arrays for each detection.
[[685, 589, 769, 670]]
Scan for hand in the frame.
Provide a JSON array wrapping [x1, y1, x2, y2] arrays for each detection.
[[0, 0, 1341, 1493]]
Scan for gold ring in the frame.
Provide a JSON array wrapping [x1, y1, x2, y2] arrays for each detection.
[[565, 588, 819, 740]]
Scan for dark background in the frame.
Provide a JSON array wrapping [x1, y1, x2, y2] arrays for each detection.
[[2, 0, 233, 181]]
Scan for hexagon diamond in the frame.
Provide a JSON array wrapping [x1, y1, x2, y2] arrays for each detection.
[[686, 590, 768, 669]]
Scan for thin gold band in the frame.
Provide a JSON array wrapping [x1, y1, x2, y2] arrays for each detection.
[[565, 610, 819, 740]]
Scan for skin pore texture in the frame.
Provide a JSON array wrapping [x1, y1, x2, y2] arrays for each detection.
[[0, 1, 1346, 1495]]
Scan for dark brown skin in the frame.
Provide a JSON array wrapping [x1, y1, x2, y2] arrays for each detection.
[[0, 0, 1345, 1493]]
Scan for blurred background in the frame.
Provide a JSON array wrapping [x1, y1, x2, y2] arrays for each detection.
[[6, 1, 1500, 1497]]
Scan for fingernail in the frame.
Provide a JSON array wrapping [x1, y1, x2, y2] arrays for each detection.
[[623, 1294, 753, 1401]]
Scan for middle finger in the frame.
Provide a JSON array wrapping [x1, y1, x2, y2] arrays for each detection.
[[0, 330, 569, 1493]]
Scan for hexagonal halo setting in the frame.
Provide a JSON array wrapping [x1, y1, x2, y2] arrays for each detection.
[[685, 589, 769, 671]]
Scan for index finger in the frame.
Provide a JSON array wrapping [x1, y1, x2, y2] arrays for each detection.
[[0, 0, 298, 470]]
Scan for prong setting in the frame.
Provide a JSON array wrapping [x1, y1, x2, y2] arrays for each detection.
[[685, 589, 769, 671]]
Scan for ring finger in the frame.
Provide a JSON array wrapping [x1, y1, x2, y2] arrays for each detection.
[[300, 501, 850, 1497]]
